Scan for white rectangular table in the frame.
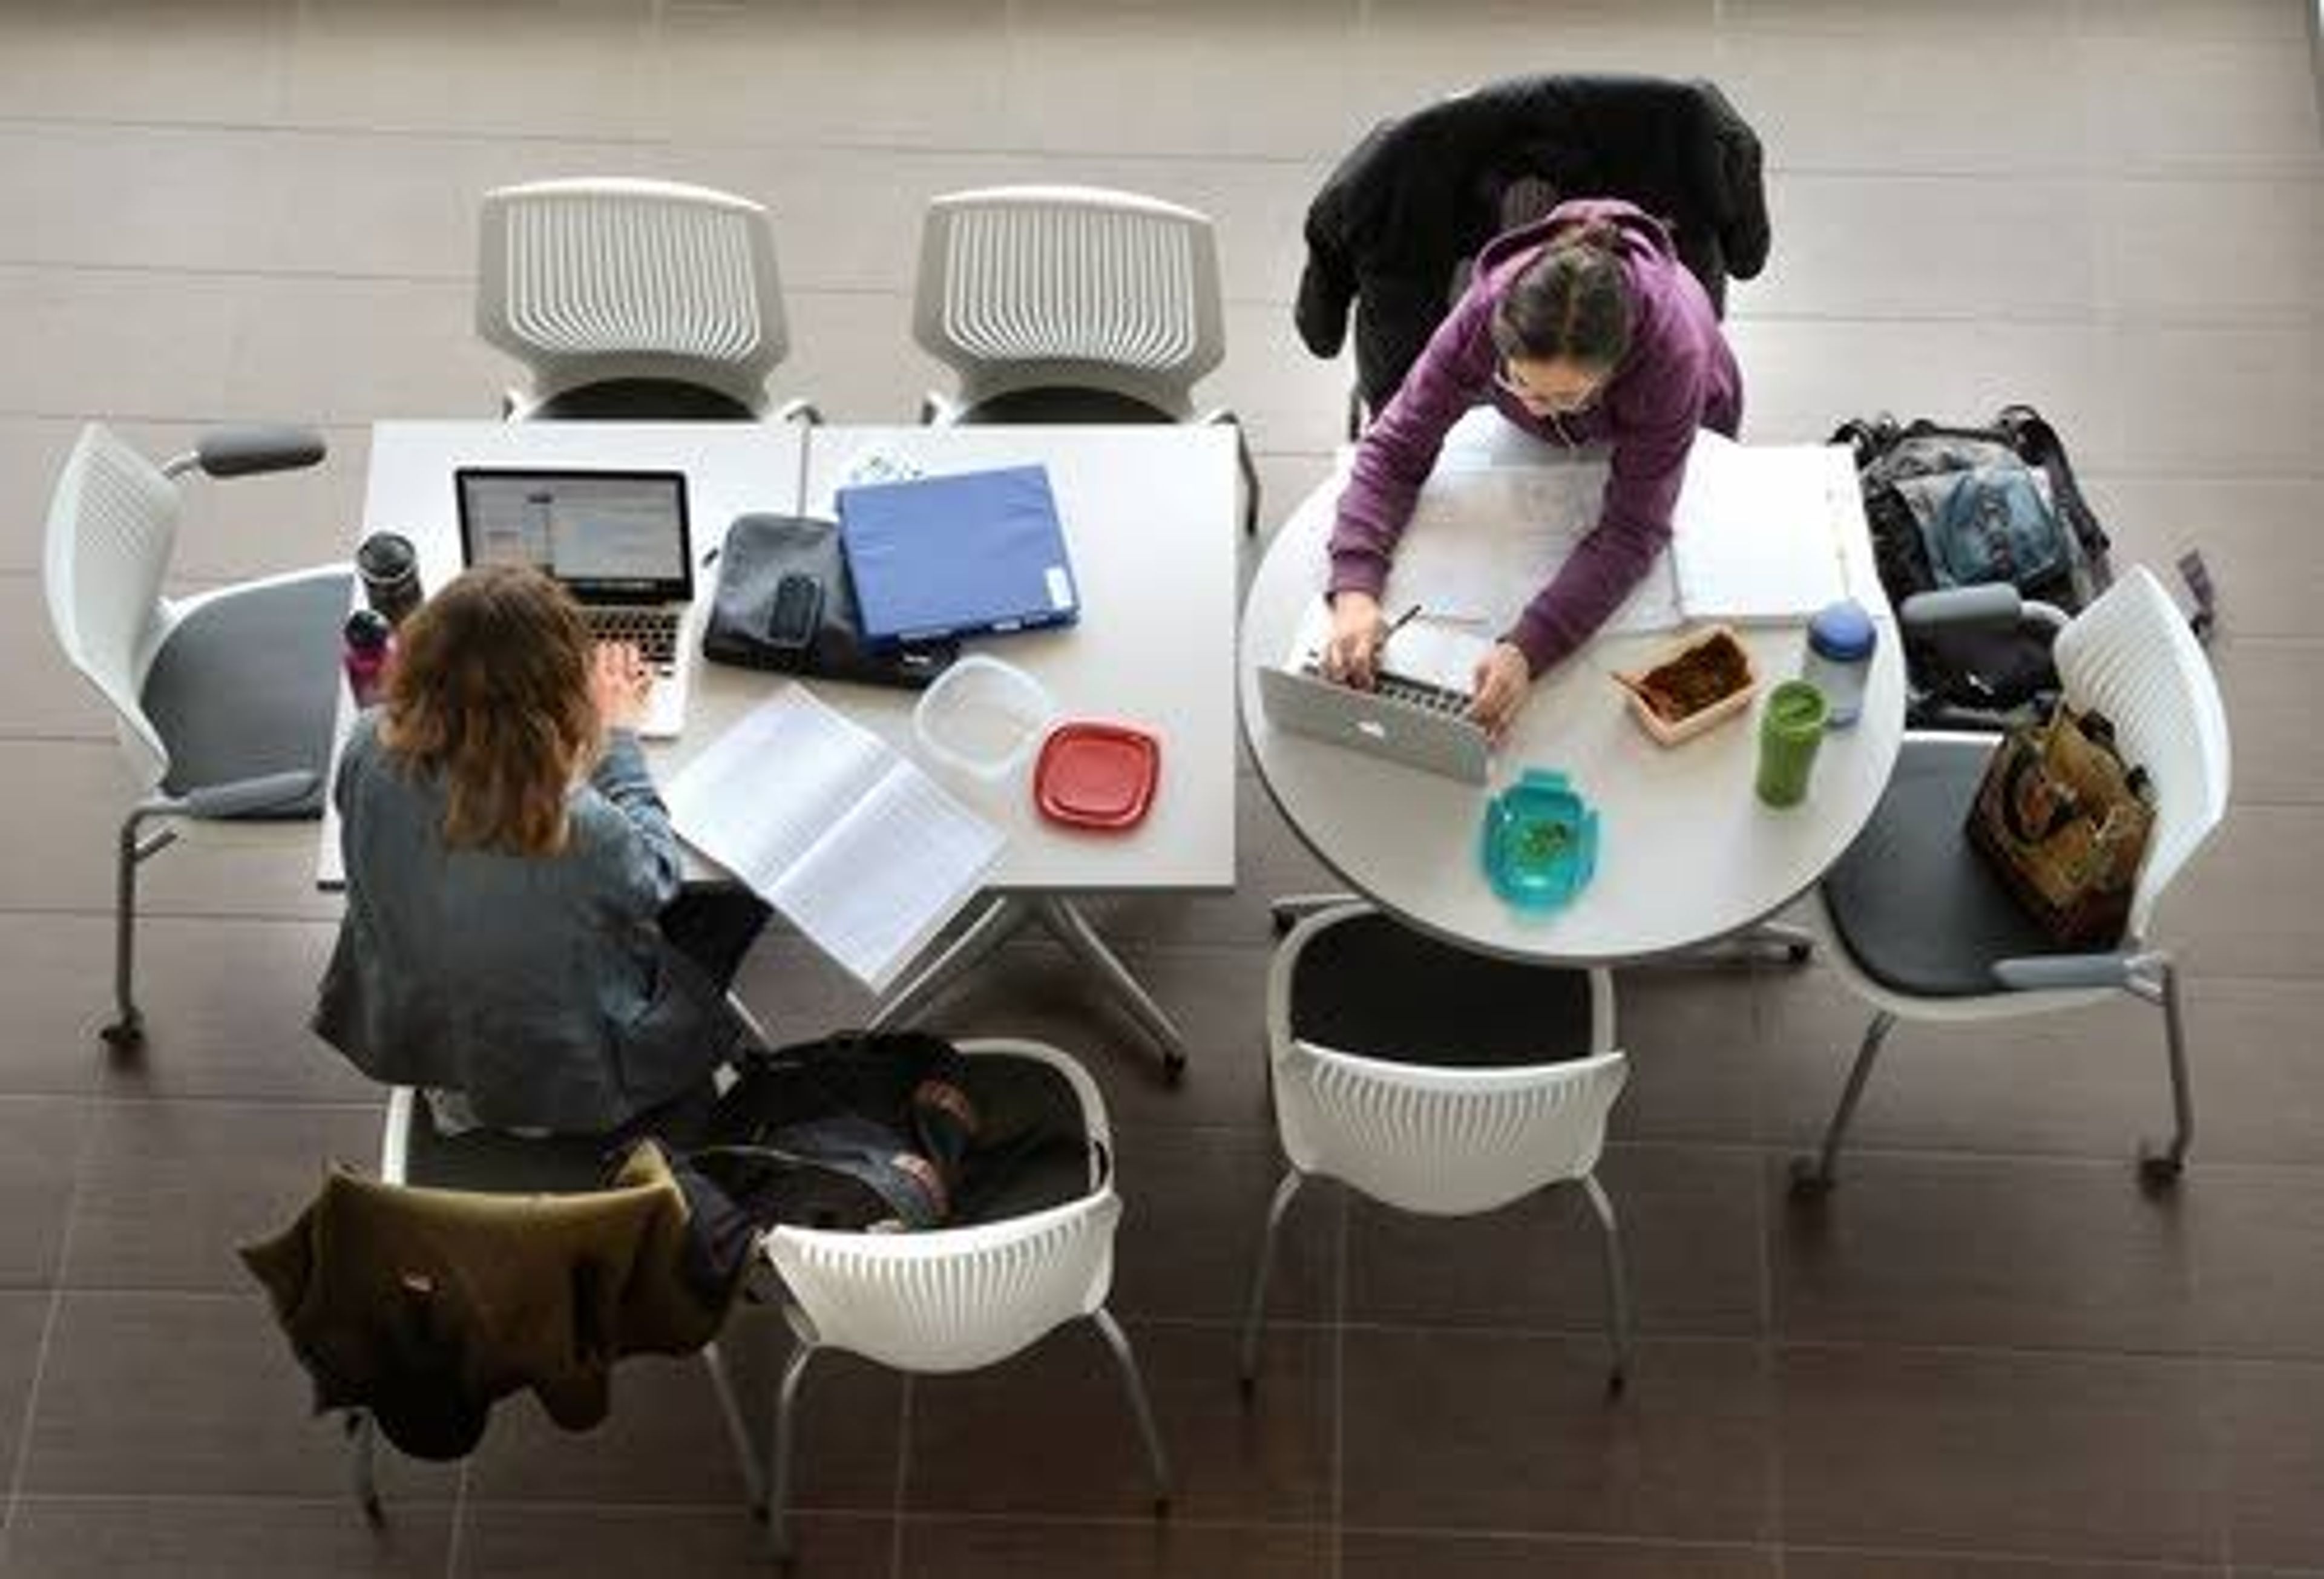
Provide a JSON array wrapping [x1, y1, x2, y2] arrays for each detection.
[[321, 420, 1239, 1073], [798, 425, 1239, 1075]]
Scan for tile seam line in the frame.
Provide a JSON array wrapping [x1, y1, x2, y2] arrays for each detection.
[[1781, 1535, 2232, 1571], [0, 1097, 99, 1525]]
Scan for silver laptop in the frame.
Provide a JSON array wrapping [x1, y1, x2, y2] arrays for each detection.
[[1257, 658, 1491, 783], [456, 468, 698, 738]]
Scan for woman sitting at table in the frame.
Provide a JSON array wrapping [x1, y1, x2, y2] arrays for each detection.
[[1324, 196, 1744, 739], [314, 564, 769, 1141]]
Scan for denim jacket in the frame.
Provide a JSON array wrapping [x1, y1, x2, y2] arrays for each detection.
[[314, 715, 741, 1134]]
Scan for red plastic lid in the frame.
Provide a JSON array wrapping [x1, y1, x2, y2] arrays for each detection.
[[1035, 723, 1160, 831]]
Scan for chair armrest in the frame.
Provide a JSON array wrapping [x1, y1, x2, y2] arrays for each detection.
[[1899, 585, 2070, 636], [1900, 585, 2023, 631], [771, 397, 822, 427], [192, 426, 327, 479], [1992, 952, 2136, 991], [182, 769, 320, 819]]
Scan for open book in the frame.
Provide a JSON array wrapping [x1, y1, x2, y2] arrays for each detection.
[[667, 686, 1003, 993]]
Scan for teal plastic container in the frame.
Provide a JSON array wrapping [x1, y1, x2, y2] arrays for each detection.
[[1480, 770, 1600, 911]]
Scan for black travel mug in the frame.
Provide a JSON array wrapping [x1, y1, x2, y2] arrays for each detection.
[[356, 533, 424, 626]]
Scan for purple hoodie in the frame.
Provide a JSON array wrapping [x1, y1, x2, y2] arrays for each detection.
[[1328, 199, 1743, 676]]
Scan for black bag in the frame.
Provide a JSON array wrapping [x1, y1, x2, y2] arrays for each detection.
[[1834, 405, 2115, 727], [700, 514, 956, 690], [671, 1032, 1094, 1285]]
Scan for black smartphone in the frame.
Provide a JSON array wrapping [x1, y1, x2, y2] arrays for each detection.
[[768, 573, 823, 652]]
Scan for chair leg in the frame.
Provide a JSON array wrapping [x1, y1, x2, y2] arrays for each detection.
[[1579, 1174, 1633, 1393], [105, 809, 177, 1051], [2138, 957, 2194, 1190], [1234, 426, 1262, 537], [1198, 409, 1262, 536], [1091, 1307, 1172, 1512], [700, 1340, 767, 1515], [1789, 1011, 1897, 1198], [347, 1410, 382, 1525], [1238, 1169, 1304, 1392], [766, 1339, 816, 1561]]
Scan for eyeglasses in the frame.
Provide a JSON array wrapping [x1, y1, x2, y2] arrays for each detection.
[[1492, 361, 1605, 417]]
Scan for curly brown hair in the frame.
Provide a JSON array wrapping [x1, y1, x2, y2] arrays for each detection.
[[379, 564, 598, 856]]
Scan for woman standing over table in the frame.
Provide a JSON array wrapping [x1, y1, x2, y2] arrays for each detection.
[[1323, 197, 1744, 739], [314, 564, 769, 1141]]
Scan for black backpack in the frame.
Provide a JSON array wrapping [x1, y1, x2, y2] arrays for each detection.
[[1834, 405, 2135, 729]]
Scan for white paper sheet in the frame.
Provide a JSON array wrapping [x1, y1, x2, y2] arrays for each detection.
[[1386, 458, 1684, 638], [668, 686, 1003, 992]]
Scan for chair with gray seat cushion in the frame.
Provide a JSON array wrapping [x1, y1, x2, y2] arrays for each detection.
[[910, 185, 1262, 534], [1791, 566, 2233, 1197], [43, 422, 350, 1049]]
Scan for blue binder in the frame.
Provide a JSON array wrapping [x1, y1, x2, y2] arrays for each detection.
[[838, 465, 1081, 646]]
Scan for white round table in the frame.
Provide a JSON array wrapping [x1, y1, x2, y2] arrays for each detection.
[[1239, 431, 1908, 965]]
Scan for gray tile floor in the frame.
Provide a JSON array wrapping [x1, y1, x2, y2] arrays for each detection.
[[1, 2, 2319, 1575]]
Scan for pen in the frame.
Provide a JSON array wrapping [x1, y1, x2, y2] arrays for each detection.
[[1382, 603, 1423, 644]]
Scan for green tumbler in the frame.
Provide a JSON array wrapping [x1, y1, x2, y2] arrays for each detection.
[[1756, 680, 1830, 808]]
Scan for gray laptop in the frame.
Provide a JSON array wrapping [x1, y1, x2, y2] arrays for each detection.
[[455, 467, 698, 738], [1256, 658, 1491, 784]]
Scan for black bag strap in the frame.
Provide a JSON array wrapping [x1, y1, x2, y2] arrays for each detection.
[[1992, 404, 2111, 585]]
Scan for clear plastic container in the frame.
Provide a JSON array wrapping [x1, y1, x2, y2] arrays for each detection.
[[911, 654, 1058, 781]]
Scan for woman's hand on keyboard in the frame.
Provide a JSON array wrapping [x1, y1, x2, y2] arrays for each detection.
[[1468, 642, 1533, 743], [1323, 590, 1384, 689], [590, 642, 653, 734]]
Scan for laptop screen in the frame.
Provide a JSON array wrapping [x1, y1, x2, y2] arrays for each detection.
[[455, 468, 692, 601]]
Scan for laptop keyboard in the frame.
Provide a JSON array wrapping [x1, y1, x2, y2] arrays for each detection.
[[1300, 660, 1473, 719], [581, 607, 681, 671]]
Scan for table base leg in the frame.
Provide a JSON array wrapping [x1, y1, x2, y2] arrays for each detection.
[[1653, 920, 1817, 968], [1033, 898, 1189, 1081], [868, 895, 1189, 1080], [868, 895, 1031, 1032]]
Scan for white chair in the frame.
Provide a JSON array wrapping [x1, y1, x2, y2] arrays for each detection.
[[43, 422, 350, 1049], [1241, 904, 1634, 1391], [347, 1086, 763, 1525], [911, 184, 1261, 533], [759, 1037, 1168, 1559], [1790, 565, 2234, 1196], [477, 177, 815, 422]]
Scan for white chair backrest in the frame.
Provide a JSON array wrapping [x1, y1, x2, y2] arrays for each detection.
[[761, 1037, 1117, 1374], [913, 185, 1226, 414], [476, 177, 787, 409], [42, 424, 179, 786], [765, 1190, 1120, 1374], [1274, 1041, 1629, 1216], [2053, 564, 2233, 937]]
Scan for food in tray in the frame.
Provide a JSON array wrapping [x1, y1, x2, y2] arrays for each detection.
[[1614, 625, 1760, 747], [1633, 628, 1752, 720]]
